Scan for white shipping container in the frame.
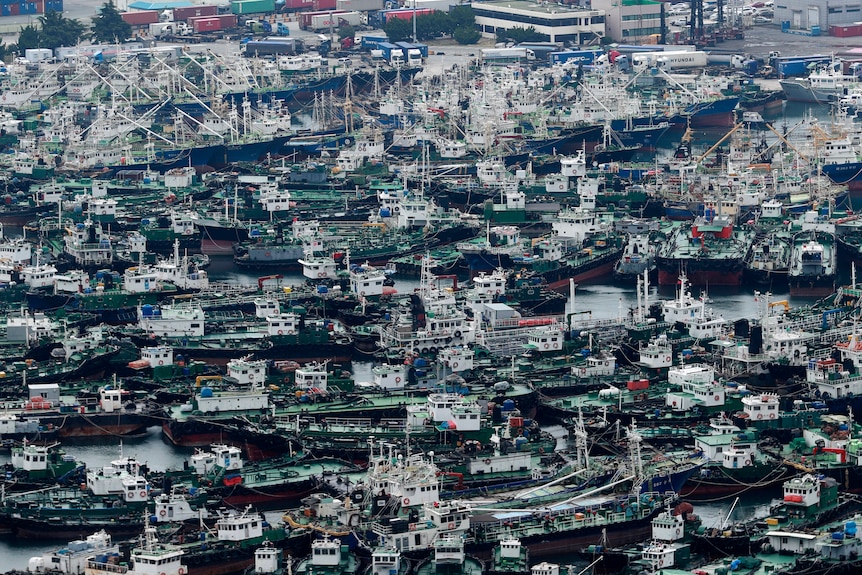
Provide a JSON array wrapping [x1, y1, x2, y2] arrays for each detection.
[[309, 11, 362, 30], [336, 0, 384, 11], [412, 0, 455, 13], [24, 49, 53, 62]]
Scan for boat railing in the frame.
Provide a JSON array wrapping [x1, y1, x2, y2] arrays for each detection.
[[85, 560, 128, 574]]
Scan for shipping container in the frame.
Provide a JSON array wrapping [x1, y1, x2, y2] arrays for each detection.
[[299, 9, 345, 28], [244, 39, 298, 56], [188, 13, 237, 29], [308, 10, 360, 31], [283, 0, 335, 9], [549, 49, 599, 65], [380, 7, 433, 23], [336, 0, 382, 11], [173, 5, 218, 22], [191, 16, 219, 32], [121, 10, 160, 26], [411, 0, 453, 13], [830, 24, 862, 37], [24, 48, 52, 62], [231, 0, 275, 15]]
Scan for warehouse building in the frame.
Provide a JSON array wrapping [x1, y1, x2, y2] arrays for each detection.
[[589, 0, 663, 43], [773, 0, 850, 32], [471, 1, 606, 44]]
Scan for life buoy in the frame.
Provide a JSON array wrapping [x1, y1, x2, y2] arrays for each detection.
[[454, 331, 462, 338], [484, 458, 491, 464], [409, 523, 416, 531], [403, 498, 410, 505], [675, 528, 681, 537], [672, 401, 677, 407], [794, 350, 800, 358], [665, 355, 671, 362], [584, 112, 591, 119], [159, 510, 166, 517], [714, 395, 720, 401], [158, 360, 164, 366], [769, 413, 776, 419], [79, 406, 85, 414], [140, 491, 147, 498], [318, 272, 326, 278], [433, 338, 440, 344], [278, 330, 284, 335], [757, 414, 763, 420], [360, 291, 366, 296], [544, 343, 550, 349], [495, 290, 501, 295], [605, 361, 609, 366], [264, 252, 271, 257], [448, 522, 456, 529], [395, 377, 401, 383], [178, 569, 185, 575], [452, 362, 459, 369], [744, 458, 751, 466]]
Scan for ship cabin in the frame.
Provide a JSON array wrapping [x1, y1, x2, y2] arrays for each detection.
[[433, 534, 466, 565], [439, 346, 474, 373], [350, 265, 386, 298], [209, 444, 244, 472], [526, 326, 563, 353], [651, 510, 685, 542], [573, 352, 617, 378], [216, 509, 266, 542], [800, 241, 826, 275], [309, 537, 345, 567], [295, 363, 328, 393], [372, 363, 411, 390], [152, 486, 209, 523], [127, 542, 185, 575], [0, 237, 31, 264], [121, 474, 151, 503], [560, 149, 586, 178], [140, 346, 174, 368], [638, 336, 673, 369], [11, 442, 74, 474], [54, 270, 89, 294], [29, 530, 116, 575], [371, 547, 402, 575], [691, 211, 733, 240], [258, 181, 292, 213], [90, 198, 117, 221], [531, 564, 560, 575], [99, 385, 129, 413], [254, 545, 282, 574], [665, 365, 725, 411], [298, 256, 338, 281], [139, 304, 205, 338], [782, 474, 825, 508], [762, 530, 818, 555], [533, 237, 565, 261], [473, 270, 507, 297], [227, 357, 268, 387], [86, 454, 145, 495], [741, 393, 780, 422], [21, 264, 57, 289], [254, 297, 281, 318], [807, 357, 862, 398], [165, 167, 195, 189], [427, 393, 482, 432], [817, 518, 862, 561], [267, 313, 299, 337]]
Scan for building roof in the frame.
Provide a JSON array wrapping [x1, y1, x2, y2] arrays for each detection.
[[474, 0, 597, 14]]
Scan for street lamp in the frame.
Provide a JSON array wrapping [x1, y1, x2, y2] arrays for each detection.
[[412, 0, 417, 43]]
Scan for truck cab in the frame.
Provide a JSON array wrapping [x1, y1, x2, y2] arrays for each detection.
[[406, 48, 421, 66], [390, 51, 405, 67]]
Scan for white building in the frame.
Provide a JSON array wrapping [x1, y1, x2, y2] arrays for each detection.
[[589, 0, 663, 43], [472, 1, 606, 44]]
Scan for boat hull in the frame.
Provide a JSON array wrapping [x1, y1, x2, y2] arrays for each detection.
[[657, 268, 743, 287]]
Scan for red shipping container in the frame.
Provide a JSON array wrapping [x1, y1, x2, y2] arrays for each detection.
[[383, 8, 433, 23], [34, 0, 43, 11], [173, 4, 218, 22], [9, 3, 19, 15], [192, 17, 221, 33], [121, 10, 160, 26], [283, 0, 335, 8], [217, 14, 238, 27], [299, 9, 345, 28], [627, 379, 649, 391]]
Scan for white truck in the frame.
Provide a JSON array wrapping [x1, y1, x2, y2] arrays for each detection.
[[149, 21, 191, 38], [631, 50, 707, 72]]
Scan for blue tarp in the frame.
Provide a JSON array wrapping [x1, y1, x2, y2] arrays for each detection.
[[127, 1, 193, 9]]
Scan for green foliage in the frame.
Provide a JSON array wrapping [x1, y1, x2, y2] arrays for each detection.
[[384, 6, 479, 43], [453, 26, 480, 44], [16, 25, 41, 52], [38, 10, 86, 50], [383, 17, 412, 42], [92, 1, 132, 44], [337, 24, 355, 40], [495, 26, 548, 43]]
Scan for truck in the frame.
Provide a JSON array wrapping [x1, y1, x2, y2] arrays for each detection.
[[394, 41, 426, 63], [376, 42, 406, 66], [356, 32, 387, 50], [149, 21, 191, 37], [631, 50, 708, 72], [549, 49, 600, 66], [480, 47, 536, 65], [765, 52, 831, 77], [189, 14, 238, 33], [308, 11, 361, 31], [244, 38, 300, 56]]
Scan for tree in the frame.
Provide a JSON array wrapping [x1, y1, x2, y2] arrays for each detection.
[[16, 24, 40, 52], [383, 17, 412, 43], [91, 1, 131, 44], [453, 25, 480, 45], [449, 5, 476, 30], [337, 24, 355, 41], [496, 26, 548, 43], [38, 10, 86, 50]]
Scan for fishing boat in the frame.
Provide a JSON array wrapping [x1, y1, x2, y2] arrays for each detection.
[[788, 231, 837, 297]]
